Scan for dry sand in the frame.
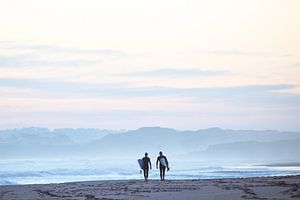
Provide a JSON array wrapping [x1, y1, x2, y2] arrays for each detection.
[[1, 175, 300, 200]]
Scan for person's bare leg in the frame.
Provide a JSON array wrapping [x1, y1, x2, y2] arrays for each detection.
[[160, 167, 163, 180]]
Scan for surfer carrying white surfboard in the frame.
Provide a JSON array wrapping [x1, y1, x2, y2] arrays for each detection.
[[141, 152, 152, 181], [156, 151, 169, 181]]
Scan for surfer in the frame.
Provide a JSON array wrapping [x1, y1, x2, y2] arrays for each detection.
[[142, 152, 152, 181], [156, 151, 169, 181]]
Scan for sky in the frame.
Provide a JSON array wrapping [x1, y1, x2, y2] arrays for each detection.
[[0, 0, 299, 131]]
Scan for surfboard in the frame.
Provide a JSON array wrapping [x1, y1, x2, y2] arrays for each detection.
[[137, 159, 144, 169], [160, 157, 167, 167]]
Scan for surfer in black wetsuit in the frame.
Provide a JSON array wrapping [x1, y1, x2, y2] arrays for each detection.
[[142, 152, 152, 181], [156, 151, 169, 181]]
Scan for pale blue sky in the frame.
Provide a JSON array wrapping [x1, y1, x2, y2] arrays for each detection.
[[0, 0, 299, 130]]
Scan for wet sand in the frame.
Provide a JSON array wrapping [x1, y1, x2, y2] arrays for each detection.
[[1, 175, 300, 200]]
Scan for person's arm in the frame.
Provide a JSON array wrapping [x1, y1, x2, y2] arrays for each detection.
[[156, 157, 159, 169], [149, 158, 152, 170]]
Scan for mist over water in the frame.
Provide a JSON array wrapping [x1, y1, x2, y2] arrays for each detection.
[[1, 159, 300, 186], [1, 127, 300, 185]]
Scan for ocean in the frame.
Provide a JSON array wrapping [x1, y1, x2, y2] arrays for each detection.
[[1, 159, 300, 185]]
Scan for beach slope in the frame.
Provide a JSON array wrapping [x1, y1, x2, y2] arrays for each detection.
[[1, 175, 300, 200]]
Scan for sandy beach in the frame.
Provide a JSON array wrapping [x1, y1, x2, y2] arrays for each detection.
[[1, 175, 299, 200]]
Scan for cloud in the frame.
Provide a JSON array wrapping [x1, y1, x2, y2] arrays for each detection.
[[0, 41, 126, 56], [289, 63, 300, 68], [199, 50, 289, 57], [0, 86, 37, 97], [0, 41, 127, 68], [121, 69, 228, 77], [1, 78, 299, 130], [0, 78, 298, 106], [0, 78, 293, 96], [0, 55, 97, 68]]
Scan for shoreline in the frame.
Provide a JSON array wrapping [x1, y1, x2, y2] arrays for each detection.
[[1, 175, 300, 199], [255, 163, 300, 167], [2, 173, 300, 187]]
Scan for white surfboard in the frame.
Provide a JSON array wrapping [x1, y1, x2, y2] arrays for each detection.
[[160, 157, 167, 167], [137, 159, 144, 169]]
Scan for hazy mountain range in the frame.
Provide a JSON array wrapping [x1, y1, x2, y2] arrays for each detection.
[[1, 127, 299, 163]]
